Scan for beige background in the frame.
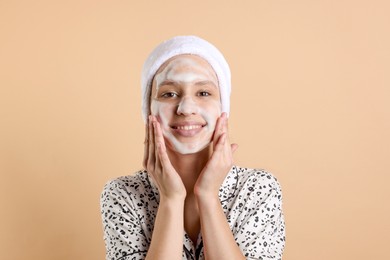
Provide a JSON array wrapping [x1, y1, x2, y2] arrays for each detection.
[[1, 0, 389, 259]]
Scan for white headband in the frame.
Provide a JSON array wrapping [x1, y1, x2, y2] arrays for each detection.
[[141, 35, 231, 122]]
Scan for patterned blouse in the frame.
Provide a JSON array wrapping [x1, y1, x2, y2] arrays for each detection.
[[100, 166, 286, 260]]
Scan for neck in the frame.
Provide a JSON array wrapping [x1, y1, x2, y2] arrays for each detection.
[[167, 145, 211, 194]]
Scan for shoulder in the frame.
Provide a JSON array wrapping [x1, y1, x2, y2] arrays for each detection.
[[234, 166, 283, 200], [235, 166, 282, 186], [100, 170, 153, 202]]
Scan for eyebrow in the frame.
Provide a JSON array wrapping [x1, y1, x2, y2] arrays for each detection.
[[158, 80, 179, 88], [158, 80, 218, 89], [194, 80, 218, 88]]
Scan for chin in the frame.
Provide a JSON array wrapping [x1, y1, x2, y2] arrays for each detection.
[[172, 141, 211, 155]]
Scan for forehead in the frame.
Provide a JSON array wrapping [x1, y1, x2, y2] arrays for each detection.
[[154, 54, 218, 82]]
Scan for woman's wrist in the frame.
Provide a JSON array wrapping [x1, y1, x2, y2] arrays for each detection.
[[159, 194, 186, 206], [195, 192, 220, 208]]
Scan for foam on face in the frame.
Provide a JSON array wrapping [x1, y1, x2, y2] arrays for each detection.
[[151, 100, 220, 154], [151, 56, 221, 154], [154, 57, 217, 92]]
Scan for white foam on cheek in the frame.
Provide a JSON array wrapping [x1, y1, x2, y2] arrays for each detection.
[[200, 100, 221, 139], [151, 101, 170, 130]]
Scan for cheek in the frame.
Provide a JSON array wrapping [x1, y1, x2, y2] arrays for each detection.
[[151, 101, 173, 127], [198, 101, 221, 133]]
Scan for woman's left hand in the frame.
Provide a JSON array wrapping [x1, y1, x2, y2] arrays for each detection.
[[194, 112, 239, 199]]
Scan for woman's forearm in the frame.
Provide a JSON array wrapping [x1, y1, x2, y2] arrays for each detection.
[[197, 195, 245, 260], [146, 198, 184, 260]]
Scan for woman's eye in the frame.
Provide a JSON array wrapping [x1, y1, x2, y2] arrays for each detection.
[[161, 92, 178, 98], [198, 91, 210, 97]]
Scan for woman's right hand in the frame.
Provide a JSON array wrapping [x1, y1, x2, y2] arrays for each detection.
[[143, 115, 186, 201]]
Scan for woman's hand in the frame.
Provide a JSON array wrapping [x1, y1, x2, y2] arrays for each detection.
[[194, 112, 238, 199], [194, 113, 244, 260], [143, 115, 186, 201]]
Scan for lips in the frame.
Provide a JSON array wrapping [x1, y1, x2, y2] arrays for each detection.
[[172, 125, 202, 130], [170, 122, 206, 137]]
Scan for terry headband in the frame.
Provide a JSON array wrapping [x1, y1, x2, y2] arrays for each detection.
[[141, 35, 231, 122]]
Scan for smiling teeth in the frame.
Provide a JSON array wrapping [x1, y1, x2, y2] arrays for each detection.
[[176, 125, 202, 130]]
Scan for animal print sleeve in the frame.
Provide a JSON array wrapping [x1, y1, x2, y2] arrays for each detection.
[[100, 179, 148, 260], [235, 171, 286, 260]]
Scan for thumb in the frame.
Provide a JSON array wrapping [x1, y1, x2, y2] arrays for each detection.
[[231, 143, 239, 153]]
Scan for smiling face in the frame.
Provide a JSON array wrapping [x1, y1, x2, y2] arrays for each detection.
[[150, 54, 221, 154]]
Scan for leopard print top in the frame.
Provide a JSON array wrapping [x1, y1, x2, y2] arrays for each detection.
[[100, 166, 285, 259]]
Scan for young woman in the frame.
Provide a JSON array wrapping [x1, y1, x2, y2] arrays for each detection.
[[101, 36, 285, 260]]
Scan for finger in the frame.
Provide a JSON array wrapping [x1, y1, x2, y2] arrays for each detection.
[[154, 120, 172, 170], [142, 122, 148, 169], [154, 120, 175, 170], [222, 112, 229, 137], [220, 112, 227, 132], [155, 141, 163, 171], [213, 113, 226, 147], [157, 140, 174, 172], [153, 120, 162, 170], [147, 115, 156, 171], [221, 114, 234, 151], [214, 133, 227, 152], [154, 119, 166, 148]]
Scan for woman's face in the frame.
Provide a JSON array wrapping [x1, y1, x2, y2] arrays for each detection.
[[150, 54, 221, 154]]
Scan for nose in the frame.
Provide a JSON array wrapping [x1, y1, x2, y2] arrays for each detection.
[[177, 96, 199, 115]]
